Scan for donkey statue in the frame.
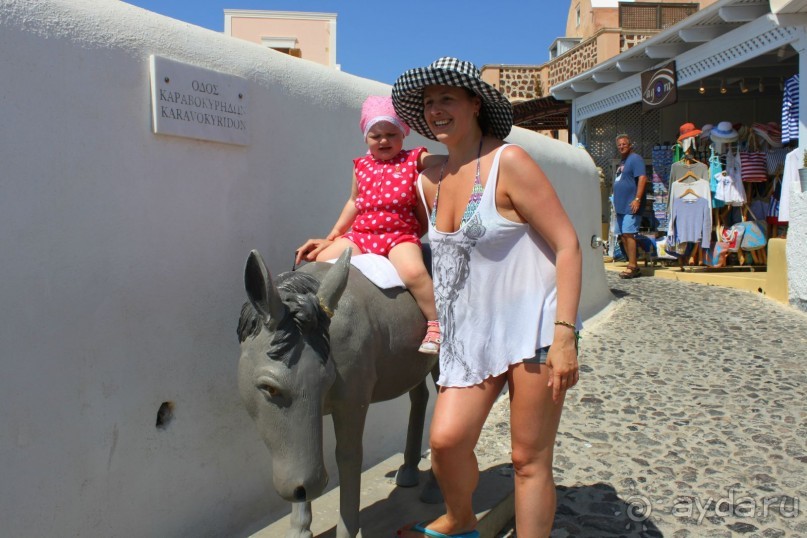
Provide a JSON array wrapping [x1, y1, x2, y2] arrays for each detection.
[[238, 249, 438, 538]]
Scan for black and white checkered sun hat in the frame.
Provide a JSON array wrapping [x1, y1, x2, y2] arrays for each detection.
[[392, 57, 513, 141]]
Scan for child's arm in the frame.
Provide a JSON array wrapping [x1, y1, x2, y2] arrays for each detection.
[[295, 173, 359, 264], [326, 173, 360, 239]]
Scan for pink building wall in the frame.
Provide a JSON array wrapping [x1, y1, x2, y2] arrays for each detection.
[[224, 10, 336, 68]]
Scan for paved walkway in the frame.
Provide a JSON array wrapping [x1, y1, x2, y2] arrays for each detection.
[[488, 272, 807, 537]]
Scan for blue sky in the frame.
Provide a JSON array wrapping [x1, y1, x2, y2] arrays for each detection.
[[122, 1, 570, 85]]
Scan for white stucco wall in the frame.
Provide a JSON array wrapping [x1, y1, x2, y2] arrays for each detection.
[[787, 186, 807, 310], [0, 1, 610, 537]]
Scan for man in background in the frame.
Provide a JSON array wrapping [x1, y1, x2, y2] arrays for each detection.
[[612, 134, 647, 279]]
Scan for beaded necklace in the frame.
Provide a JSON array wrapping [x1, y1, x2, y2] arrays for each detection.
[[429, 138, 484, 229]]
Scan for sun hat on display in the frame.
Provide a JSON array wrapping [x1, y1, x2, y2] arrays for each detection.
[[710, 121, 739, 143], [391, 56, 513, 140], [699, 123, 714, 139], [752, 122, 782, 147], [360, 95, 410, 138], [677, 122, 702, 141]]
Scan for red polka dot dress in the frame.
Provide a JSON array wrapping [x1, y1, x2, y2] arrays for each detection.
[[342, 147, 425, 256]]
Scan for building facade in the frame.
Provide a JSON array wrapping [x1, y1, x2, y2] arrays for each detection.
[[481, 0, 717, 132], [551, 0, 807, 310], [224, 10, 338, 69]]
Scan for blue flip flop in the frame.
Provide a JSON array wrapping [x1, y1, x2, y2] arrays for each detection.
[[410, 522, 480, 538]]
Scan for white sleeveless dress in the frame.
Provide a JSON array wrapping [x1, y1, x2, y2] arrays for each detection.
[[417, 145, 564, 388]]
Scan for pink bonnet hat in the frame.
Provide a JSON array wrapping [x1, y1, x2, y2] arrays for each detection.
[[360, 95, 410, 138]]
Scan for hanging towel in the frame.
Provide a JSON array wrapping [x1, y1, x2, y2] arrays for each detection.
[[782, 74, 799, 145], [325, 253, 405, 289]]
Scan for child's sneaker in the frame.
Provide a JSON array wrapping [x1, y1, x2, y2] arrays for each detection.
[[418, 320, 441, 354]]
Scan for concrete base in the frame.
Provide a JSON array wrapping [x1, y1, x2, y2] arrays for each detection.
[[251, 453, 514, 538], [766, 238, 789, 303], [605, 261, 769, 295], [604, 239, 790, 303]]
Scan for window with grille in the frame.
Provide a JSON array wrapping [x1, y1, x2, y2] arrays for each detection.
[[619, 3, 697, 30], [660, 6, 696, 28]]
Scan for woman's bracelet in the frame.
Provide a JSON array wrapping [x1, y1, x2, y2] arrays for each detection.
[[554, 320, 581, 347], [554, 320, 576, 331]]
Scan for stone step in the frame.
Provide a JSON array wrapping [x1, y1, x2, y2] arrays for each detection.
[[251, 453, 514, 537]]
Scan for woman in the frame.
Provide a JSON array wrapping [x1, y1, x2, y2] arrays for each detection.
[[392, 57, 582, 538]]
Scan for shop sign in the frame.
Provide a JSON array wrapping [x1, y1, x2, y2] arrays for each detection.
[[641, 61, 677, 112]]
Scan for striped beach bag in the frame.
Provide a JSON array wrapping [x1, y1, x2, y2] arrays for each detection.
[[739, 133, 768, 183]]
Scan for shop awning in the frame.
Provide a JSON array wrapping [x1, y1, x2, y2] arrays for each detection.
[[551, 0, 774, 102], [552, 0, 807, 126], [512, 96, 570, 131]]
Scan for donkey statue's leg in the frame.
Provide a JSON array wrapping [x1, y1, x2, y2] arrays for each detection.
[[286, 502, 313, 538], [332, 403, 369, 538], [395, 378, 429, 487], [419, 469, 443, 505]]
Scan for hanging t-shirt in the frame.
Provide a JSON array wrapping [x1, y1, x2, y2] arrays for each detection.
[[782, 74, 799, 145], [667, 172, 712, 250], [670, 196, 712, 248], [780, 147, 800, 223], [613, 152, 646, 214], [669, 160, 709, 183], [667, 160, 709, 216], [708, 148, 726, 208]]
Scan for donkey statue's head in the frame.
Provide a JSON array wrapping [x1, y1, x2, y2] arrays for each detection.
[[237, 249, 350, 502]]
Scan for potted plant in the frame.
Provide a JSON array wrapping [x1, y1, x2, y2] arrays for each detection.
[[800, 149, 807, 192]]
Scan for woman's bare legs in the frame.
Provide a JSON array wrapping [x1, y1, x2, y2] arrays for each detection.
[[387, 242, 437, 320], [399, 361, 565, 537], [400, 376, 506, 536], [314, 238, 362, 262], [508, 361, 565, 537]]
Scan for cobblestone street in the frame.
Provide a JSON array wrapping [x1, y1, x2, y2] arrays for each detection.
[[487, 272, 807, 537]]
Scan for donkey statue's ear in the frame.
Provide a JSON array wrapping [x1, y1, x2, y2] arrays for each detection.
[[245, 250, 286, 329], [316, 248, 351, 317]]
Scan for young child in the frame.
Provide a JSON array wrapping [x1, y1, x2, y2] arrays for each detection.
[[295, 95, 442, 354]]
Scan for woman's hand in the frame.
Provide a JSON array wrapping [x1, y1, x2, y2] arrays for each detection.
[[545, 330, 579, 403], [295, 238, 333, 265]]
